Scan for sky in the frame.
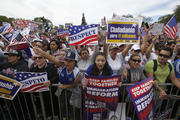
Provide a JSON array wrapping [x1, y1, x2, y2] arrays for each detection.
[[0, 0, 180, 26]]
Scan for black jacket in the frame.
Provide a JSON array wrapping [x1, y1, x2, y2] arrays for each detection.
[[30, 63, 59, 85], [0, 59, 29, 78]]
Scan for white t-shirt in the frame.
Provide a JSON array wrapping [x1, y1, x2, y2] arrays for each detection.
[[107, 53, 124, 75], [147, 52, 158, 62]]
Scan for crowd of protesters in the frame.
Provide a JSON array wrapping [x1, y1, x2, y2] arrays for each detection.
[[0, 20, 180, 120]]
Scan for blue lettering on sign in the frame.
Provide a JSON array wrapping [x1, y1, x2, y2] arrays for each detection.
[[70, 30, 96, 41], [22, 77, 46, 86]]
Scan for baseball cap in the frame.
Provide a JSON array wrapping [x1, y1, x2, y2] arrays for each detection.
[[132, 44, 141, 51], [109, 44, 119, 50], [4, 49, 22, 56], [65, 51, 76, 61]]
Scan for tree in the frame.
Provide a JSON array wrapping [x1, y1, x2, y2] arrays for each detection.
[[33, 17, 53, 32], [0, 16, 15, 26], [81, 13, 87, 25], [158, 5, 180, 24], [174, 5, 180, 22]]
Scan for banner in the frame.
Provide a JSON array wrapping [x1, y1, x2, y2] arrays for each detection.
[[107, 17, 142, 44], [84, 75, 121, 120], [16, 72, 49, 92], [0, 22, 13, 42], [57, 28, 69, 37], [68, 24, 99, 45], [65, 23, 73, 29], [13, 19, 30, 30], [126, 77, 154, 120], [0, 74, 22, 100]]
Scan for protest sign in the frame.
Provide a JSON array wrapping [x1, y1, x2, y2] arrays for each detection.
[[149, 23, 164, 35], [68, 24, 99, 45], [107, 17, 142, 44], [13, 19, 30, 30], [84, 75, 121, 120], [16, 72, 49, 92], [126, 77, 154, 120], [57, 28, 69, 37], [0, 74, 22, 100], [0, 22, 13, 42]]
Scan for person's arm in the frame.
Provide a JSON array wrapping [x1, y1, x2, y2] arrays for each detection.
[[144, 61, 154, 77], [141, 25, 149, 55], [58, 74, 80, 89], [102, 32, 108, 56], [121, 44, 133, 58], [90, 45, 99, 61], [33, 47, 64, 67], [152, 81, 167, 98], [70, 45, 81, 61], [170, 71, 180, 88], [146, 35, 158, 59]]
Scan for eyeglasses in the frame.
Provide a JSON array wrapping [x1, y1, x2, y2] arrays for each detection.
[[132, 59, 141, 63], [134, 50, 141, 53], [34, 57, 43, 60], [159, 53, 169, 58]]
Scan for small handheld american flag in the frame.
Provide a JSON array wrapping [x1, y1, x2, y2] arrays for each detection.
[[16, 72, 49, 92], [163, 16, 178, 39]]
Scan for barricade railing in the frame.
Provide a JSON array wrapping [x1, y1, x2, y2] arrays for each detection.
[[0, 82, 179, 120]]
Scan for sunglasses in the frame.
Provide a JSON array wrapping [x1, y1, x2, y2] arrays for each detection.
[[159, 53, 169, 58], [34, 57, 43, 60], [132, 59, 141, 63]]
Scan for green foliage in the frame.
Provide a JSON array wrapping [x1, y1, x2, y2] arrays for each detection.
[[158, 5, 180, 24], [0, 16, 15, 26], [33, 16, 53, 30]]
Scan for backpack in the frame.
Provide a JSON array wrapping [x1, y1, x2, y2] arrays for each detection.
[[152, 59, 172, 74], [152, 59, 172, 83]]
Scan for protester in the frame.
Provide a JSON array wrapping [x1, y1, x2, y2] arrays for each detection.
[[0, 49, 29, 78], [58, 51, 81, 120], [0, 49, 29, 120], [145, 47, 180, 89], [30, 54, 59, 120], [145, 47, 180, 114], [49, 39, 61, 55], [103, 42, 132, 75], [125, 54, 146, 83]]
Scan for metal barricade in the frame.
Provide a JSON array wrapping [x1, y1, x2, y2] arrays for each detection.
[[0, 82, 179, 120]]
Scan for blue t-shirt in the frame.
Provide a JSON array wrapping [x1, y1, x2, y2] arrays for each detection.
[[173, 58, 180, 78], [85, 64, 113, 76], [59, 66, 80, 84]]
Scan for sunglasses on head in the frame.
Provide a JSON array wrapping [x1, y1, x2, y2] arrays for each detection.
[[159, 53, 169, 58], [34, 56, 43, 60], [132, 59, 141, 63]]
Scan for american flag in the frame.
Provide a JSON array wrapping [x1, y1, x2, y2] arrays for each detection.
[[0, 22, 13, 42], [16, 72, 49, 92], [163, 16, 178, 39], [2, 22, 13, 33], [68, 24, 99, 45], [57, 28, 69, 37]]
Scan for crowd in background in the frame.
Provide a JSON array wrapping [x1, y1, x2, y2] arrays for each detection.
[[0, 21, 180, 120]]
